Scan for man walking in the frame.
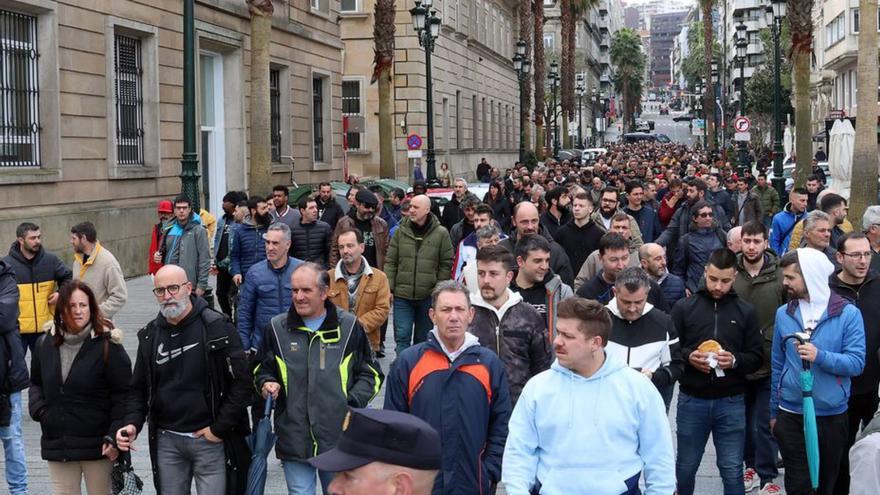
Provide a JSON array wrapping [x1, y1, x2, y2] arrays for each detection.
[[575, 212, 641, 286], [672, 249, 764, 495], [271, 184, 301, 230], [117, 264, 253, 494], [554, 191, 604, 277], [315, 182, 344, 229], [800, 211, 839, 266], [257, 263, 383, 494], [385, 195, 454, 355], [502, 297, 676, 494], [4, 222, 72, 356], [289, 195, 332, 267], [499, 202, 574, 286], [157, 195, 212, 297], [214, 191, 243, 317], [770, 187, 808, 255], [640, 243, 686, 309], [731, 177, 763, 228], [510, 235, 574, 341], [70, 221, 127, 318], [149, 200, 174, 276], [772, 248, 865, 495], [0, 258, 29, 495], [751, 173, 780, 229], [624, 180, 663, 243], [539, 187, 572, 239], [331, 190, 390, 269], [469, 245, 552, 403], [231, 196, 271, 286], [385, 281, 511, 495]]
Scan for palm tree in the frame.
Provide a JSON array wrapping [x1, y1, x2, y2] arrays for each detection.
[[372, 0, 396, 178], [560, 0, 573, 148], [699, 0, 715, 150], [610, 28, 645, 133], [850, 0, 879, 219], [519, 0, 533, 155], [534, 0, 546, 158], [247, 0, 274, 194], [788, 0, 814, 184]]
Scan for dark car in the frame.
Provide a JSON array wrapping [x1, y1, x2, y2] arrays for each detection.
[[622, 132, 659, 143], [673, 114, 694, 122], [557, 149, 583, 164]]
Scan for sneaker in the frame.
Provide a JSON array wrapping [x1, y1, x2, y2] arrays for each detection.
[[758, 482, 782, 495], [743, 468, 758, 492]]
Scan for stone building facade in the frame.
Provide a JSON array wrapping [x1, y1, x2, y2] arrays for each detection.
[[0, 0, 345, 275]]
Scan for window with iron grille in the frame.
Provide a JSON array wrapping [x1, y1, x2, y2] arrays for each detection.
[[312, 77, 324, 162], [342, 79, 361, 151], [270, 69, 281, 162], [0, 9, 40, 168], [114, 33, 144, 165]]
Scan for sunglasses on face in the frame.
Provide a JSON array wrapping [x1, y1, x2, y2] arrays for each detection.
[[697, 212, 714, 218]]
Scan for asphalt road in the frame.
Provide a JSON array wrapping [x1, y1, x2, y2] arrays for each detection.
[[605, 108, 698, 146]]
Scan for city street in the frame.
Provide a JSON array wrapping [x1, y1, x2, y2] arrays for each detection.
[[0, 276, 761, 494], [601, 107, 697, 146]]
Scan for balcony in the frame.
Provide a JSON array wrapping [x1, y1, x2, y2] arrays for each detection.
[[599, 35, 609, 48], [598, 1, 608, 16], [598, 16, 609, 34]]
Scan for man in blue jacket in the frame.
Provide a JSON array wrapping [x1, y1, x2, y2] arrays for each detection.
[[769, 187, 807, 255], [771, 247, 866, 495], [385, 280, 511, 495], [503, 297, 675, 494], [0, 259, 29, 495], [231, 195, 271, 286], [237, 223, 303, 355]]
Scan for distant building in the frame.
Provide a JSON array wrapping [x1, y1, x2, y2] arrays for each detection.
[[649, 11, 688, 88]]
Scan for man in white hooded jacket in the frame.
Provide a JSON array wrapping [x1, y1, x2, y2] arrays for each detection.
[[502, 297, 675, 495]]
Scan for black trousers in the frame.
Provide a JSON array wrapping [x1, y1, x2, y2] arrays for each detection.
[[773, 409, 848, 495], [216, 268, 233, 316], [834, 392, 880, 494]]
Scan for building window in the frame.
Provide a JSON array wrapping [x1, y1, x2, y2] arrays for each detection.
[[544, 34, 555, 50], [311, 0, 321, 10], [270, 69, 281, 162], [0, 9, 40, 167], [851, 7, 880, 33], [113, 33, 144, 166], [826, 13, 845, 46], [342, 79, 362, 151], [455, 90, 462, 150], [472, 94, 478, 149], [341, 0, 358, 12], [312, 76, 324, 162]]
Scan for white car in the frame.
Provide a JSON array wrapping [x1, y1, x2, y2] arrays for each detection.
[[582, 148, 608, 163]]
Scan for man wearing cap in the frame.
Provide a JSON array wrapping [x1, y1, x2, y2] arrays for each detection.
[[330, 189, 390, 269], [308, 408, 441, 495], [149, 199, 174, 276]]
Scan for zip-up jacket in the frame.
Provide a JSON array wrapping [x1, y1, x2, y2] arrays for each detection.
[[751, 184, 781, 218], [769, 203, 806, 255], [771, 293, 865, 418], [656, 271, 686, 310], [73, 243, 128, 319], [606, 298, 683, 390], [289, 220, 332, 267], [624, 204, 663, 243], [671, 288, 764, 399], [577, 271, 670, 313], [673, 226, 727, 293], [0, 260, 28, 392], [316, 196, 345, 230], [385, 215, 453, 300], [540, 209, 572, 240], [469, 290, 552, 403], [161, 214, 211, 291], [230, 222, 268, 279], [327, 260, 391, 352], [829, 271, 880, 396], [513, 271, 574, 341], [553, 219, 604, 277], [384, 332, 512, 495], [656, 201, 729, 259], [3, 243, 72, 334], [254, 299, 383, 460], [237, 257, 304, 352], [733, 251, 786, 380]]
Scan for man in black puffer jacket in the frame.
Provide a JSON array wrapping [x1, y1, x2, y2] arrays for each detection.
[[0, 259, 29, 495], [290, 195, 332, 268]]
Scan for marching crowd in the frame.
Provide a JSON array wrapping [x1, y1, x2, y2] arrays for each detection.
[[1, 140, 880, 495]]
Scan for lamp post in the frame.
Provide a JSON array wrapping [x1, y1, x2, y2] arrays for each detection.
[[549, 61, 560, 159], [409, 0, 441, 183], [591, 88, 599, 147], [767, 0, 787, 199], [180, 0, 201, 209], [735, 20, 749, 175], [576, 75, 585, 149], [694, 97, 703, 149], [711, 60, 719, 150], [513, 40, 531, 162]]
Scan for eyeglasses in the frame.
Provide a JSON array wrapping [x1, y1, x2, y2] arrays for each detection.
[[697, 212, 714, 218], [841, 252, 872, 260], [152, 283, 187, 297]]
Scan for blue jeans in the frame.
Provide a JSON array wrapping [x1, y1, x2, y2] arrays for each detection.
[[282, 459, 333, 495], [0, 392, 28, 495], [393, 297, 432, 356], [744, 377, 778, 485], [676, 392, 746, 495], [156, 429, 227, 494]]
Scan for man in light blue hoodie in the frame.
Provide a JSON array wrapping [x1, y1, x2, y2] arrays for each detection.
[[502, 297, 675, 495]]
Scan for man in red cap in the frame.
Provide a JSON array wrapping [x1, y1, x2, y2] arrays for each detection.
[[148, 200, 173, 275]]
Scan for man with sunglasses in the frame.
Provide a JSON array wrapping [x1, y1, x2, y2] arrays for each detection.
[[330, 189, 389, 270], [117, 264, 252, 494]]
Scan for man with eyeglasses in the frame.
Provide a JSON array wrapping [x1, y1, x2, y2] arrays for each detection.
[[863, 206, 880, 273], [256, 262, 383, 494], [117, 264, 252, 494], [828, 232, 880, 494], [330, 189, 389, 270], [155, 195, 212, 298]]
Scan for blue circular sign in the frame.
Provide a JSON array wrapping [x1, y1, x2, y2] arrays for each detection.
[[407, 134, 423, 150]]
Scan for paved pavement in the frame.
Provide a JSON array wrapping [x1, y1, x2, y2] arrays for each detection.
[[0, 276, 772, 494]]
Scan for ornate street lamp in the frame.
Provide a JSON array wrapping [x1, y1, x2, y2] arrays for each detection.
[[514, 40, 530, 161], [767, 0, 787, 198], [576, 74, 585, 149], [735, 19, 750, 175], [180, 0, 201, 208], [410, 0, 441, 183], [549, 61, 560, 158], [711, 60, 719, 149]]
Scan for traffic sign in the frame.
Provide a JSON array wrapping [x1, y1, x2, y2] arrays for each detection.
[[734, 132, 751, 142], [733, 116, 751, 133], [406, 134, 423, 150]]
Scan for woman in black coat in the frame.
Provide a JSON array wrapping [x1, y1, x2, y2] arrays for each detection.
[[484, 180, 512, 232], [29, 280, 132, 494]]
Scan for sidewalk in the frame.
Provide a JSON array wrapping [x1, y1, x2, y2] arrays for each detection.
[[0, 275, 742, 493]]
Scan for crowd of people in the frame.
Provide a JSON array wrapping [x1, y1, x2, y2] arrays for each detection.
[[1, 139, 880, 495]]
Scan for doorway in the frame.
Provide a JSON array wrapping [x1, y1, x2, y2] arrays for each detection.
[[199, 51, 226, 216]]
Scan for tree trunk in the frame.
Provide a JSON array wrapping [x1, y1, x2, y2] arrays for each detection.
[[248, 4, 273, 195], [850, 0, 879, 220], [534, 0, 546, 158], [789, 0, 814, 186], [561, 0, 573, 149], [519, 0, 532, 155], [622, 77, 630, 133], [702, 3, 715, 150], [373, 0, 396, 178]]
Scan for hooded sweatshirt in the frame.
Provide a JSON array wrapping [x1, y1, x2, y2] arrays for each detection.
[[502, 356, 676, 495], [606, 298, 683, 389]]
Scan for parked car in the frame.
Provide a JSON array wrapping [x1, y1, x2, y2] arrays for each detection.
[[623, 132, 658, 143], [673, 113, 694, 122], [582, 148, 608, 163], [636, 120, 651, 132], [557, 149, 582, 164]]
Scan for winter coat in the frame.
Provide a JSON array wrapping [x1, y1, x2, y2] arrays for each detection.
[[384, 215, 454, 301], [658, 192, 683, 227], [149, 222, 165, 275], [485, 194, 512, 231], [229, 221, 268, 279], [751, 184, 781, 218], [384, 332, 512, 495], [771, 294, 865, 418], [829, 271, 880, 396], [707, 188, 734, 221], [553, 219, 604, 278], [512, 272, 575, 341], [733, 251, 786, 380], [3, 243, 72, 334], [469, 290, 552, 403], [237, 257, 303, 352], [29, 326, 131, 461], [254, 300, 384, 460], [656, 272, 686, 310], [671, 288, 764, 399], [789, 217, 853, 252], [656, 200, 729, 258], [577, 272, 670, 313], [289, 220, 332, 267], [540, 210, 572, 240], [498, 225, 574, 287], [575, 244, 640, 290], [589, 209, 645, 249], [624, 204, 663, 243], [440, 193, 479, 231], [327, 260, 391, 351], [0, 260, 28, 393], [73, 243, 128, 318], [316, 196, 345, 230], [162, 215, 212, 291], [769, 203, 806, 255], [673, 226, 727, 293], [449, 219, 475, 250], [730, 192, 763, 227], [330, 213, 390, 269]]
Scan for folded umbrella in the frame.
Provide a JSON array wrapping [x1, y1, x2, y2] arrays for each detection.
[[785, 333, 820, 492], [246, 396, 276, 495]]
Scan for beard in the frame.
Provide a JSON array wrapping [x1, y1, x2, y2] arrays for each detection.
[[255, 212, 272, 227], [160, 299, 189, 319]]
